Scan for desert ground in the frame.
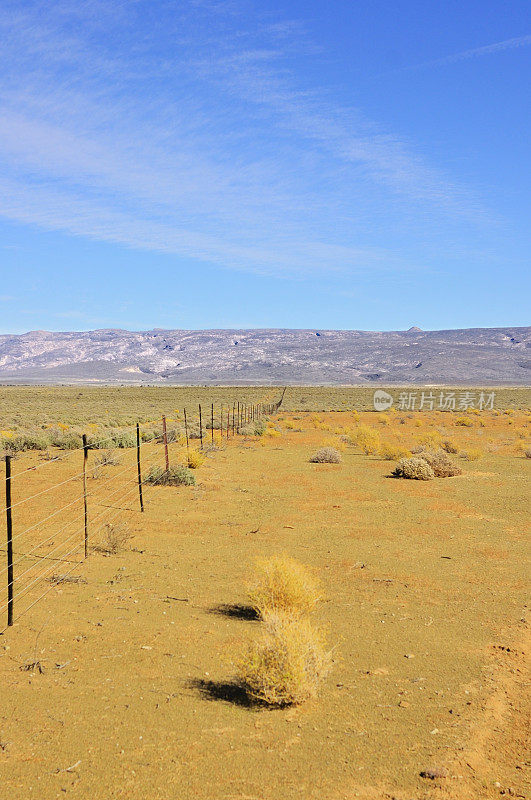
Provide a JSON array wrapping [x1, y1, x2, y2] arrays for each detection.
[[0, 388, 529, 800]]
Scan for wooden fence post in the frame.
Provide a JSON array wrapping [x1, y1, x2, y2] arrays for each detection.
[[82, 434, 89, 559], [184, 409, 190, 457], [162, 415, 170, 471], [199, 404, 203, 449], [136, 423, 144, 512], [5, 455, 13, 627], [211, 403, 214, 445]]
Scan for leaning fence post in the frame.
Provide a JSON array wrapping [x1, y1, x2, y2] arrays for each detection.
[[82, 434, 89, 559], [136, 423, 144, 513], [5, 455, 13, 627], [199, 404, 203, 449], [162, 415, 170, 471]]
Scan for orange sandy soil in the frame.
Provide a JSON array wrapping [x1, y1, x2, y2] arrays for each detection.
[[0, 411, 529, 800]]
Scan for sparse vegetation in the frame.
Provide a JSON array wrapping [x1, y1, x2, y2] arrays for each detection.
[[144, 465, 196, 486], [418, 449, 462, 477], [247, 555, 321, 618], [237, 613, 331, 706], [187, 450, 205, 469], [309, 447, 341, 463], [94, 523, 132, 555], [392, 456, 435, 480]]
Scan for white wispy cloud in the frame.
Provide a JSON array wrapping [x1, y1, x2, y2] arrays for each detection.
[[405, 34, 531, 71], [0, 0, 491, 276]]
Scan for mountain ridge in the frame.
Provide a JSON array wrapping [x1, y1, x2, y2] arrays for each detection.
[[0, 326, 529, 385]]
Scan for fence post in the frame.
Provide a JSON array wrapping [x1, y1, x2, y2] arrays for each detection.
[[162, 415, 170, 471], [226, 406, 230, 440], [211, 403, 214, 445], [199, 404, 203, 449], [5, 455, 13, 627], [184, 408, 190, 457], [220, 404, 223, 439], [82, 434, 89, 559], [136, 423, 144, 513]]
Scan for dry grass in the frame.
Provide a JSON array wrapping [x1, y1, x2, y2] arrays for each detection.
[[237, 613, 331, 706], [247, 555, 321, 618], [309, 447, 341, 463], [186, 450, 205, 469], [353, 425, 381, 454], [378, 441, 411, 461], [93, 523, 132, 555], [459, 448, 483, 461], [392, 456, 435, 480], [419, 448, 462, 477]]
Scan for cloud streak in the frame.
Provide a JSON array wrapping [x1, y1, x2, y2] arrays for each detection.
[[406, 34, 531, 71], [0, 0, 492, 276]]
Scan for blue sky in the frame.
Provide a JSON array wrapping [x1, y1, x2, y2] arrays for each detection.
[[0, 0, 529, 334]]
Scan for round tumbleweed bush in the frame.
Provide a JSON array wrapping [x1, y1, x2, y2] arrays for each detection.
[[392, 456, 434, 480], [309, 447, 341, 464], [238, 613, 331, 706], [247, 555, 321, 618]]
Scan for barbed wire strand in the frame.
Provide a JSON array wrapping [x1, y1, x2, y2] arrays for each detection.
[[0, 434, 165, 513], [0, 448, 164, 576], [0, 478, 146, 615], [1, 439, 165, 546]]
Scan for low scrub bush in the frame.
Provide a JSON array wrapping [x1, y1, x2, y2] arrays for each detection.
[[354, 425, 381, 455], [455, 417, 474, 427], [237, 614, 331, 706], [186, 450, 204, 469], [419, 449, 462, 477], [144, 465, 196, 486], [459, 448, 483, 461], [239, 420, 266, 437], [51, 431, 83, 450], [441, 439, 458, 454], [94, 522, 132, 555], [392, 457, 434, 480], [309, 447, 341, 463], [4, 431, 49, 452], [378, 442, 411, 461], [247, 555, 321, 618], [95, 450, 121, 467]]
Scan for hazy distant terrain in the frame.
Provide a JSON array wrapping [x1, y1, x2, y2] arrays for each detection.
[[0, 326, 529, 384]]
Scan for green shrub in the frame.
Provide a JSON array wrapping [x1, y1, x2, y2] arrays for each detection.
[[392, 457, 434, 480], [50, 430, 83, 450], [4, 432, 49, 452], [239, 420, 266, 437], [144, 465, 195, 486]]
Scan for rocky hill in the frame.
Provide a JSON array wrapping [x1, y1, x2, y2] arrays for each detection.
[[0, 327, 529, 384]]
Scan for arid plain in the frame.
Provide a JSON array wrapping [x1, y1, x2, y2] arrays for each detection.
[[0, 387, 529, 800]]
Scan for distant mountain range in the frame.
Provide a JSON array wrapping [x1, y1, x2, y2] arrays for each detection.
[[0, 327, 529, 385]]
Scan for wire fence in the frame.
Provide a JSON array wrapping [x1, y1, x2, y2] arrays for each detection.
[[0, 396, 283, 632]]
